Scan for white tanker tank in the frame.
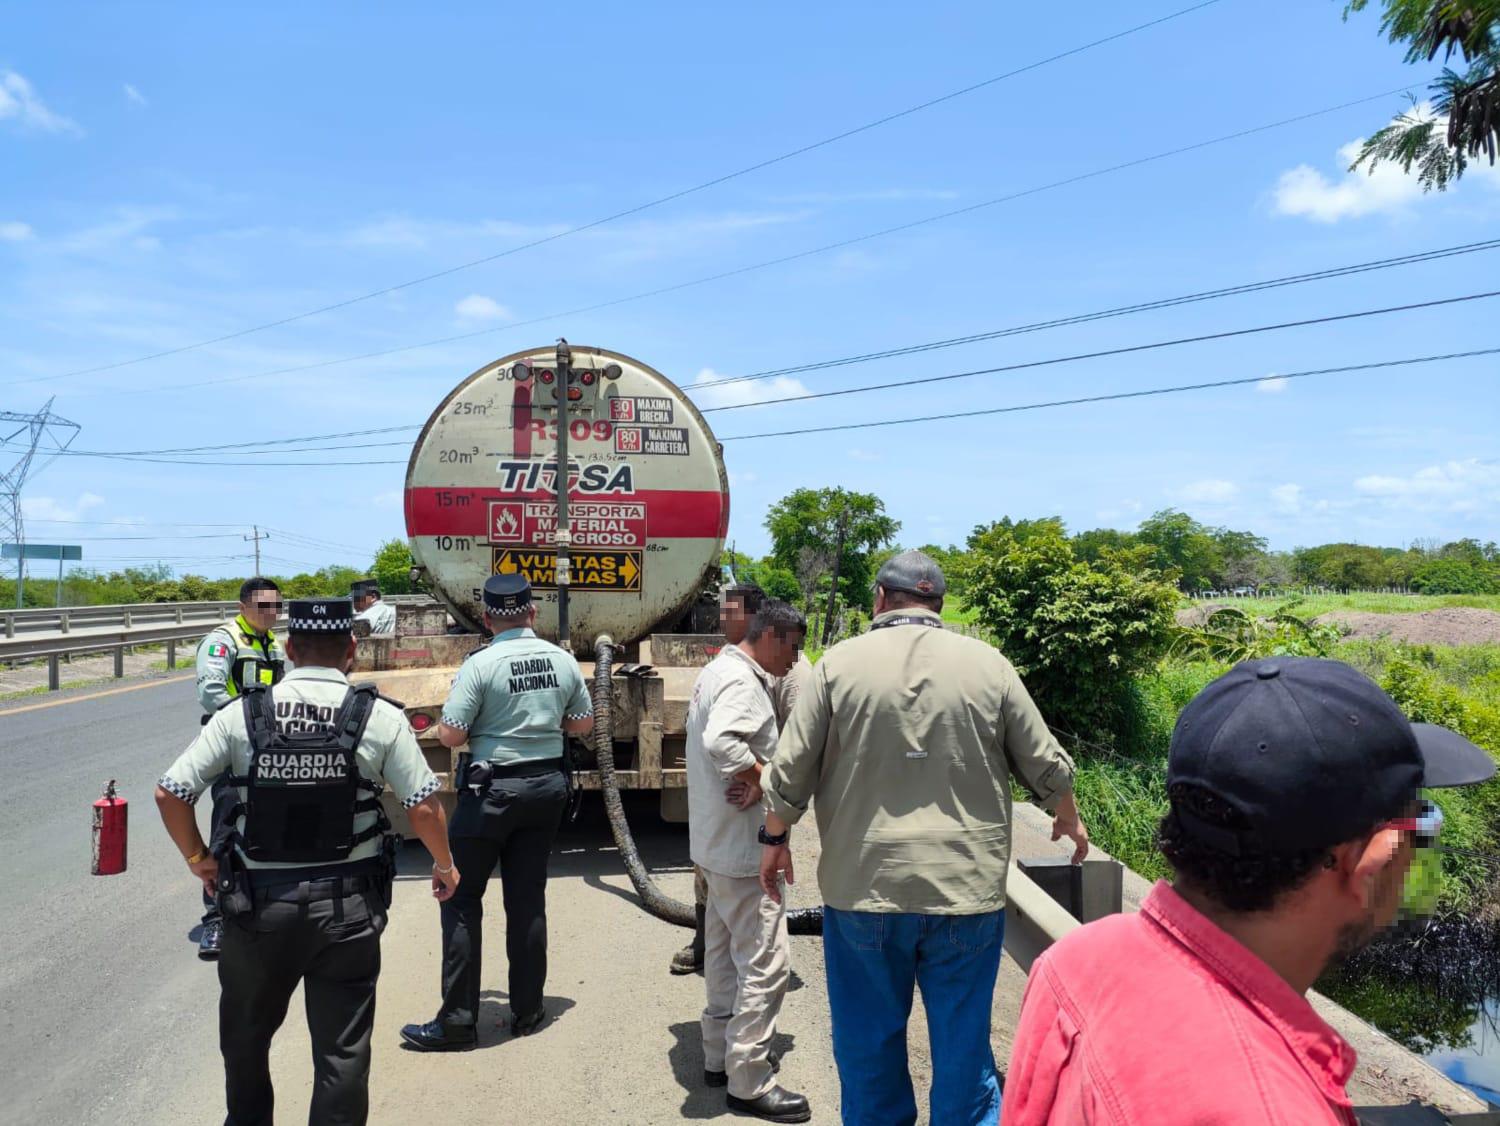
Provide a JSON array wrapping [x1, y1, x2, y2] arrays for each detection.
[[403, 344, 729, 651], [353, 344, 732, 831]]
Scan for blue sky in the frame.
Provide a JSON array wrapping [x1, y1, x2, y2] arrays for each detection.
[[2, 0, 1498, 579]]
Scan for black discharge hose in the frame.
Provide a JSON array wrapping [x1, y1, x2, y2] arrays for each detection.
[[592, 638, 823, 935]]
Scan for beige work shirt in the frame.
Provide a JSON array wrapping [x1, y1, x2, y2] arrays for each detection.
[[772, 652, 812, 729], [687, 645, 779, 879], [762, 608, 1075, 915]]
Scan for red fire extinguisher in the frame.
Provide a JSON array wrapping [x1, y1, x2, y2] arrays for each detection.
[[92, 779, 127, 876]]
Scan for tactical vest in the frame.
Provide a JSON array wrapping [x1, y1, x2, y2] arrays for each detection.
[[216, 617, 287, 698], [223, 684, 389, 864]]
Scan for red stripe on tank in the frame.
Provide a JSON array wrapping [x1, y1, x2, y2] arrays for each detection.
[[404, 487, 727, 539]]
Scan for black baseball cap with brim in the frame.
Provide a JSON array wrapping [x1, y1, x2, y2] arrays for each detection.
[[1168, 657, 1495, 855]]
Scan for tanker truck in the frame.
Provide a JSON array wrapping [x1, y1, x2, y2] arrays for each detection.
[[351, 343, 730, 841]]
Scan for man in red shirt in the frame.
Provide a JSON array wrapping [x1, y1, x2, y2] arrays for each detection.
[[1003, 657, 1494, 1125]]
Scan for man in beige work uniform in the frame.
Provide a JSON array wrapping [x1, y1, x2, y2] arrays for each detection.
[[760, 551, 1089, 1126], [671, 581, 811, 976], [687, 601, 811, 1123]]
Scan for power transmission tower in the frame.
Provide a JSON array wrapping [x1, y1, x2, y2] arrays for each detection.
[[2, 398, 82, 607], [244, 525, 269, 576]]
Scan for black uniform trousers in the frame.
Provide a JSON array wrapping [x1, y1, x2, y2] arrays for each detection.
[[438, 763, 567, 1030], [218, 870, 389, 1126]]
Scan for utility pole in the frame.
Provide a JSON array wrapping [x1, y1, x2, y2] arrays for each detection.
[[244, 525, 268, 576], [822, 506, 849, 647], [553, 339, 573, 652], [2, 398, 81, 608]]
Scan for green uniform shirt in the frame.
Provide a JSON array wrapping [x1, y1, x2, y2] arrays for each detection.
[[763, 607, 1076, 915], [159, 667, 439, 870], [440, 627, 592, 766], [194, 614, 286, 715]]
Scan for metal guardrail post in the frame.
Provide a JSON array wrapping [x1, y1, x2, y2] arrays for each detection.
[[3, 613, 12, 639], [176, 606, 184, 624], [60, 611, 71, 634], [123, 609, 132, 627], [113, 646, 124, 679], [167, 639, 176, 669], [48, 654, 59, 691]]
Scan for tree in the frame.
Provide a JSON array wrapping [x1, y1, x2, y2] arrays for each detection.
[[1072, 527, 1139, 564], [1135, 509, 1218, 591], [1344, 1, 1500, 190], [370, 540, 416, 594], [765, 488, 899, 612], [955, 521, 1180, 740]]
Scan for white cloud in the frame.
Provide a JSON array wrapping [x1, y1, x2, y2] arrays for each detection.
[[848, 448, 880, 462], [373, 490, 403, 510], [1176, 479, 1239, 504], [688, 367, 810, 410], [0, 221, 34, 242], [1271, 103, 1499, 223], [454, 294, 511, 321], [123, 83, 147, 106], [1256, 375, 1289, 393], [1353, 459, 1500, 511], [57, 206, 175, 255], [1271, 483, 1303, 513], [21, 492, 105, 522], [0, 69, 80, 134]]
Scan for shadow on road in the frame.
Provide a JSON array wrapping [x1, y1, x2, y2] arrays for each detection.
[[667, 1021, 802, 1120], [396, 991, 578, 1053]]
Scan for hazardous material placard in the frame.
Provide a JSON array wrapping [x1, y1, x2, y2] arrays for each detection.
[[492, 548, 643, 592]]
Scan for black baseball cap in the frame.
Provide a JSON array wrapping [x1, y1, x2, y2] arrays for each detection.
[[483, 573, 533, 616], [287, 597, 354, 634], [1168, 657, 1494, 855], [875, 550, 946, 599]]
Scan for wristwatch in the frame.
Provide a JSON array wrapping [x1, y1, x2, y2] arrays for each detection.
[[758, 825, 789, 846]]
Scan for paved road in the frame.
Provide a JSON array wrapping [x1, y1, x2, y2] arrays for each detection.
[[0, 676, 888, 1125], [3, 676, 1475, 1125]]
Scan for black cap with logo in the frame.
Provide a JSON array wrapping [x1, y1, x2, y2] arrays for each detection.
[[287, 597, 355, 634], [875, 550, 946, 599], [1168, 657, 1494, 855], [483, 573, 533, 616]]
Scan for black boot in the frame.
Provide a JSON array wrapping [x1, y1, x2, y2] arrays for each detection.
[[669, 902, 707, 975], [726, 1085, 811, 1123]]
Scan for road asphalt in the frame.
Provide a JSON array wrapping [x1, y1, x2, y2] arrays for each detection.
[[0, 674, 999, 1125]]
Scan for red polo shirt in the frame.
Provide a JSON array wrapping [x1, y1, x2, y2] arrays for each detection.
[[1003, 882, 1358, 1125]]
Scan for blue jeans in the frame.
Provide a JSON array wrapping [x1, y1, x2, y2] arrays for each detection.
[[823, 906, 1005, 1126]]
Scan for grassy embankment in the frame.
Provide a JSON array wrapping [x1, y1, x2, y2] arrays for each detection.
[[1191, 592, 1500, 616]]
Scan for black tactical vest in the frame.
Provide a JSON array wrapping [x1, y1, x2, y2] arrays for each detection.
[[224, 684, 387, 864]]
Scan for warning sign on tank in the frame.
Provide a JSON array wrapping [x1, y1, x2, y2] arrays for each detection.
[[615, 426, 689, 456], [487, 500, 645, 547], [492, 548, 642, 592], [608, 396, 675, 425]]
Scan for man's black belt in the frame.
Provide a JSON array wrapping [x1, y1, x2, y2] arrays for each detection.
[[486, 757, 565, 779], [244, 856, 385, 894]]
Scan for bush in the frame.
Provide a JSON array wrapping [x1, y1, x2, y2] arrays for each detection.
[[371, 540, 416, 594], [955, 523, 1179, 739], [1411, 558, 1499, 595]]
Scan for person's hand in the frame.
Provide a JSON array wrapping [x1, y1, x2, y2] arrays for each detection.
[[727, 781, 763, 811], [759, 844, 794, 904], [189, 854, 219, 896], [431, 863, 460, 901], [1052, 810, 1090, 865]]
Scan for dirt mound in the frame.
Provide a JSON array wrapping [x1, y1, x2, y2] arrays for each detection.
[[1318, 608, 1500, 647]]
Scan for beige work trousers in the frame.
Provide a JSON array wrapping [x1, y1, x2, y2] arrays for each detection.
[[700, 868, 789, 1099]]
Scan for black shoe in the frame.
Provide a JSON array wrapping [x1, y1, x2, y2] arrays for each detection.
[[726, 1085, 811, 1123], [197, 920, 222, 960], [705, 1052, 781, 1087], [510, 1008, 547, 1037], [669, 941, 702, 975], [399, 1020, 476, 1052]]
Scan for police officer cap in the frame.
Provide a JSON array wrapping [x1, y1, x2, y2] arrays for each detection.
[[483, 573, 533, 616], [288, 597, 355, 633], [875, 550, 947, 598], [349, 578, 378, 596]]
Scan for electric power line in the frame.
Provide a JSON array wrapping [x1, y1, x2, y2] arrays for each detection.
[[717, 345, 1500, 441], [11, 284, 1494, 466], [697, 288, 1500, 413], [61, 81, 1426, 400], [693, 237, 1500, 388], [22, 0, 1225, 387]]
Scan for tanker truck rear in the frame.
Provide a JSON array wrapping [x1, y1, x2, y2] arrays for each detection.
[[352, 344, 730, 833]]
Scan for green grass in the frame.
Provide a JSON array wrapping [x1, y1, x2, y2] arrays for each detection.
[[1192, 592, 1500, 617], [941, 601, 979, 625]]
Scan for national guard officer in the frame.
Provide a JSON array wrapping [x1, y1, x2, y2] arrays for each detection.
[[156, 597, 459, 1125], [192, 576, 289, 959], [400, 572, 594, 1050], [351, 578, 397, 635]]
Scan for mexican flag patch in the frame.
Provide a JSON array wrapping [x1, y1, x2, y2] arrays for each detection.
[[206, 642, 231, 659]]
